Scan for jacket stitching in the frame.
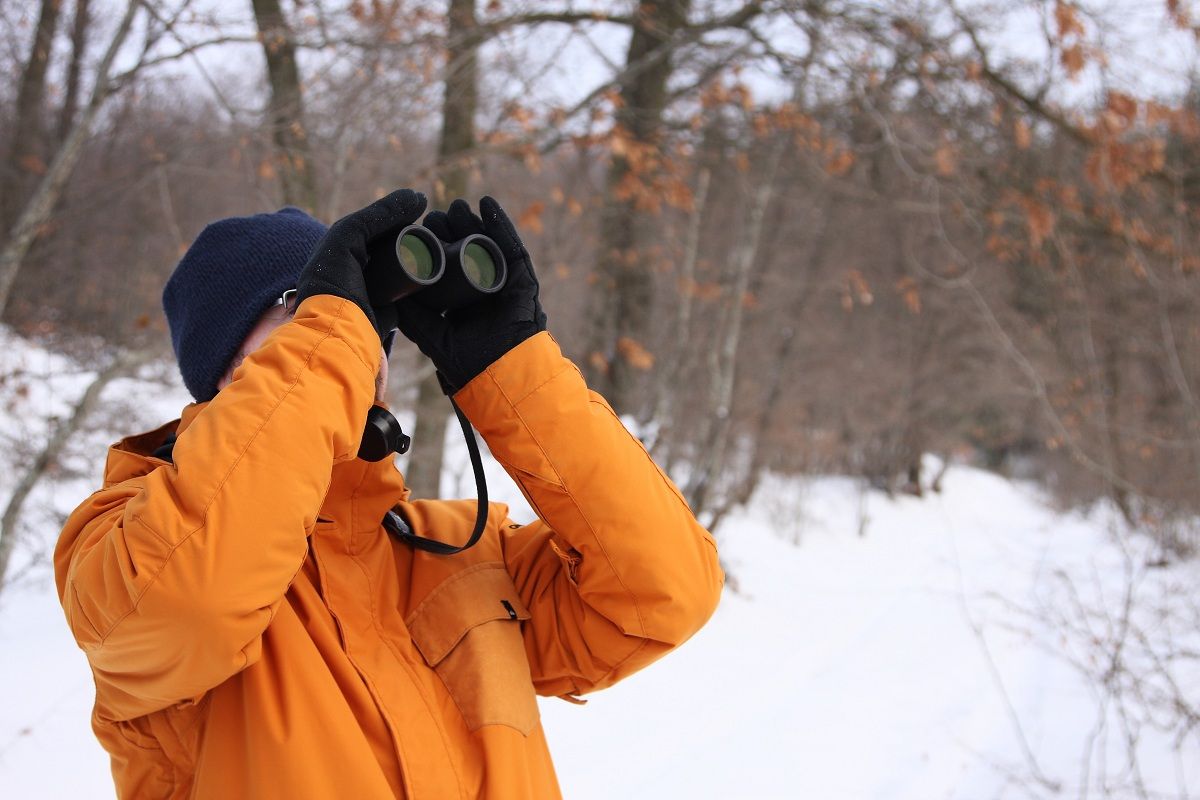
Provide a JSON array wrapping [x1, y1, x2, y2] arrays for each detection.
[[295, 299, 377, 376], [593, 636, 650, 691], [486, 357, 573, 407], [93, 301, 352, 646], [132, 512, 173, 550], [67, 579, 103, 642]]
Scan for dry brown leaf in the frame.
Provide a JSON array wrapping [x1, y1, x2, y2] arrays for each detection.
[[934, 143, 957, 176], [18, 154, 46, 175], [517, 202, 545, 235], [1014, 119, 1032, 150], [895, 276, 922, 315], [617, 337, 655, 371], [1055, 2, 1085, 38], [1062, 44, 1086, 77]]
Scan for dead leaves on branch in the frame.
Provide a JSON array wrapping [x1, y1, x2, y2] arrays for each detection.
[[1054, 2, 1093, 78], [586, 337, 656, 376], [841, 269, 874, 312], [608, 125, 695, 213], [616, 336, 655, 371], [837, 271, 921, 316]]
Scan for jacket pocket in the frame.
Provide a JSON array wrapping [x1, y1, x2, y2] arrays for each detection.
[[406, 562, 539, 735]]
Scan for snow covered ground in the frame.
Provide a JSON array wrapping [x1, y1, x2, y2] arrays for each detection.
[[1, 333, 1197, 799]]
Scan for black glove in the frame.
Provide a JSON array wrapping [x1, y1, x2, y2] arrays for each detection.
[[395, 196, 548, 392], [295, 189, 427, 342]]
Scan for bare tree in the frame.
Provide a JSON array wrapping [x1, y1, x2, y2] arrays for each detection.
[[1, 0, 63, 233], [55, 0, 92, 146], [0, 0, 141, 318], [250, 0, 318, 212]]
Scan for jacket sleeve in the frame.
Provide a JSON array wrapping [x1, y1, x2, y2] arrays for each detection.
[[453, 332, 724, 697], [53, 296, 379, 721]]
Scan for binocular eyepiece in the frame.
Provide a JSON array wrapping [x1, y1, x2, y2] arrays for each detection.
[[365, 225, 507, 312]]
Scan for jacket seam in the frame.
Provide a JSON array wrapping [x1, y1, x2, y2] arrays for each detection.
[[486, 368, 649, 639], [593, 636, 650, 691], [92, 301, 351, 647], [132, 512, 174, 550], [487, 358, 573, 407], [347, 549, 470, 800], [67, 579, 103, 641], [295, 299, 377, 377]]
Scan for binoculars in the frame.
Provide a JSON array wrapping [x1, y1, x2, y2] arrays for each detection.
[[357, 225, 508, 462], [365, 225, 507, 311]]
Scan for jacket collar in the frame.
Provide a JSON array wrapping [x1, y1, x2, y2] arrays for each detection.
[[103, 402, 411, 531]]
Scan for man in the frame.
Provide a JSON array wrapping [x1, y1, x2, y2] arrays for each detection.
[[54, 189, 723, 799]]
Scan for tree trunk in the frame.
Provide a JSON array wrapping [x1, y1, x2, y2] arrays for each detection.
[[2, 0, 63, 235], [684, 142, 780, 520], [651, 166, 709, 465], [584, 0, 692, 414], [250, 0, 318, 213], [0, 0, 139, 319], [56, 0, 92, 145], [404, 0, 479, 499]]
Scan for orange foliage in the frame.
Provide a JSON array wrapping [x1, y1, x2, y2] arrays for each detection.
[[934, 143, 957, 176], [895, 276, 922, 315], [1106, 91, 1138, 125], [679, 279, 725, 302], [588, 352, 609, 374], [1084, 138, 1166, 191], [18, 154, 47, 175], [1014, 118, 1032, 150], [1019, 196, 1055, 249], [1061, 44, 1086, 77], [825, 148, 856, 176], [517, 202, 545, 235], [617, 337, 655, 371], [1054, 2, 1085, 38], [841, 269, 874, 311]]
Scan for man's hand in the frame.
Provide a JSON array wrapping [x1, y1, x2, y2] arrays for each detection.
[[395, 196, 548, 393], [296, 189, 427, 343]]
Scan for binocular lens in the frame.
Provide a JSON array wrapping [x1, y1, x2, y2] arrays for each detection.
[[365, 224, 505, 312], [398, 231, 437, 281], [462, 242, 500, 289]]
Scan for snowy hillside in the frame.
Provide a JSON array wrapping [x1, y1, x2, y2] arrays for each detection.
[[1, 335, 1197, 799]]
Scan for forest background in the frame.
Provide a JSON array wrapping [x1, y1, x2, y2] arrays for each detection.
[[1, 0, 1199, 793]]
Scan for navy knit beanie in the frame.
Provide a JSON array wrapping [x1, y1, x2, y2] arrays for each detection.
[[163, 207, 328, 401]]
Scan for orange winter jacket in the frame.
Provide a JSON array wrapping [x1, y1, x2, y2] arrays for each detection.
[[54, 295, 723, 799]]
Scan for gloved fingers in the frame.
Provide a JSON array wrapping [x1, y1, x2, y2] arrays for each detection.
[[477, 196, 540, 296], [446, 198, 486, 240], [478, 196, 525, 259], [355, 189, 428, 242], [423, 210, 453, 242]]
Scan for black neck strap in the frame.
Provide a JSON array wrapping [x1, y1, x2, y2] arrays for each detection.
[[382, 396, 489, 555]]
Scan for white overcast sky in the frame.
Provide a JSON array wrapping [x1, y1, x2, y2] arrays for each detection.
[[8, 1, 1199, 125]]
